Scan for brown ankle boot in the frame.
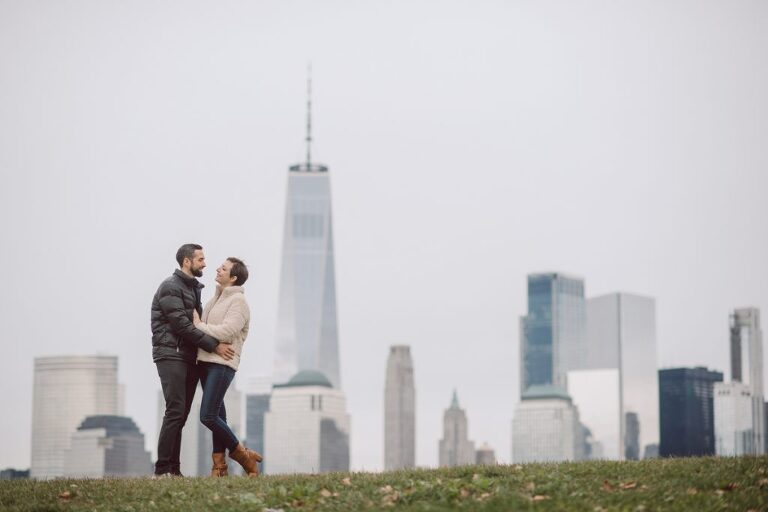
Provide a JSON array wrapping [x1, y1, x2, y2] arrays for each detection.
[[229, 443, 262, 476], [211, 452, 228, 477]]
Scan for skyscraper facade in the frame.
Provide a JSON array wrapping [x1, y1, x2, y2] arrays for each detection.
[[658, 367, 723, 457], [438, 391, 475, 467], [384, 345, 416, 471], [728, 307, 764, 454], [273, 109, 341, 389], [264, 370, 350, 474], [63, 415, 151, 478], [520, 273, 586, 392], [584, 293, 659, 459], [714, 381, 755, 455], [31, 355, 119, 479]]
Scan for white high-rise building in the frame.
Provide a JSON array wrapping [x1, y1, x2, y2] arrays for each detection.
[[512, 385, 582, 463], [273, 79, 341, 389], [714, 381, 754, 455], [728, 307, 764, 454], [574, 293, 659, 460], [31, 355, 119, 479], [264, 370, 350, 474], [438, 391, 475, 467], [63, 415, 151, 478], [155, 383, 243, 477], [384, 345, 416, 470]]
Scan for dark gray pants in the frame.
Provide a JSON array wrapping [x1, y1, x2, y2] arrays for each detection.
[[155, 359, 198, 475]]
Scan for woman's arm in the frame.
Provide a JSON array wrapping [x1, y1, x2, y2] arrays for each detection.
[[194, 299, 249, 343]]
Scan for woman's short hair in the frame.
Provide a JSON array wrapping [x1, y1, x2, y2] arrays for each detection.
[[227, 257, 249, 286]]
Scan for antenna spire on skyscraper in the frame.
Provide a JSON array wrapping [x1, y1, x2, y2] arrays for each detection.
[[306, 63, 312, 168]]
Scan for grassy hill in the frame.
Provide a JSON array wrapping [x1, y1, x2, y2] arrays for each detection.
[[1, 456, 766, 511]]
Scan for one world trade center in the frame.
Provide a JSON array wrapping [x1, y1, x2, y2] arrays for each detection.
[[273, 74, 341, 389]]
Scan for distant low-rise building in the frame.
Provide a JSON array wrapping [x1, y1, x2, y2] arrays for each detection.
[[0, 469, 30, 480], [63, 415, 151, 478], [475, 443, 496, 465], [264, 370, 350, 474], [512, 385, 582, 463]]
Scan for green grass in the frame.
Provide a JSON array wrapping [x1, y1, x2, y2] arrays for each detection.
[[1, 456, 766, 511]]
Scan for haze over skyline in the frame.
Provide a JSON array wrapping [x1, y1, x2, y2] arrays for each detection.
[[1, 0, 767, 471]]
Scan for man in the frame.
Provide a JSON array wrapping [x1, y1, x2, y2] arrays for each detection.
[[151, 243, 235, 476]]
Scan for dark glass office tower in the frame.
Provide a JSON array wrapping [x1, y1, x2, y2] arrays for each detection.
[[659, 367, 723, 457], [245, 394, 271, 473]]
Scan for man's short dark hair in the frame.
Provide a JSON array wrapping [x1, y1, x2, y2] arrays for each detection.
[[227, 257, 249, 286], [176, 244, 203, 267]]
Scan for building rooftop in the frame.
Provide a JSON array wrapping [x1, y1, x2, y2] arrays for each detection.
[[274, 370, 333, 389], [77, 415, 140, 436], [521, 385, 572, 401]]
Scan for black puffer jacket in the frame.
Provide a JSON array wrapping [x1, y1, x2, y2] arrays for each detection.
[[151, 269, 219, 363]]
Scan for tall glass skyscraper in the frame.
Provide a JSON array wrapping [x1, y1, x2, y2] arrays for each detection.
[[584, 293, 659, 460], [520, 273, 586, 392], [273, 84, 341, 389]]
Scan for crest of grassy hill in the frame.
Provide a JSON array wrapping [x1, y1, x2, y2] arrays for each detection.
[[1, 456, 766, 511]]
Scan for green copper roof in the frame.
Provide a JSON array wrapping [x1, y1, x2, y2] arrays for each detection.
[[274, 370, 333, 389], [450, 389, 460, 409], [521, 385, 571, 401]]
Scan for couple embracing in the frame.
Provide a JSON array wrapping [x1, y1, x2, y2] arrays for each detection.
[[151, 243, 262, 477]]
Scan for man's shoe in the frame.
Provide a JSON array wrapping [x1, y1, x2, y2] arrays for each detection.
[[211, 452, 228, 477], [229, 444, 262, 476]]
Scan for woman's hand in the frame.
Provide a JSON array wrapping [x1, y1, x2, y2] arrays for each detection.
[[193, 309, 201, 325]]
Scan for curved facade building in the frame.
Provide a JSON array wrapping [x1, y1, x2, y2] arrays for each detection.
[[31, 355, 119, 479], [264, 370, 350, 474]]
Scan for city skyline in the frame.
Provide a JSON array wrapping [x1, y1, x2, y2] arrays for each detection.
[[2, 1, 767, 471]]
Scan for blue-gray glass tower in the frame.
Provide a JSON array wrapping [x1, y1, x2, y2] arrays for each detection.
[[520, 273, 586, 393], [273, 160, 341, 388]]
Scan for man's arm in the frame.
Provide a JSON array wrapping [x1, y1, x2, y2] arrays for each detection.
[[193, 299, 248, 342], [157, 285, 219, 353]]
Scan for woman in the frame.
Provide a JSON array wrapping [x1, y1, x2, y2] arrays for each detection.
[[193, 256, 262, 477]]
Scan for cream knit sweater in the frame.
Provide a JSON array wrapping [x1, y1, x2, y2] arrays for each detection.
[[195, 285, 250, 371]]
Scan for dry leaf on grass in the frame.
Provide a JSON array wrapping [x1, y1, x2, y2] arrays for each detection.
[[602, 480, 613, 492], [342, 477, 352, 486], [620, 481, 638, 490], [532, 495, 550, 501], [319, 489, 332, 498], [686, 488, 698, 495], [58, 491, 71, 500]]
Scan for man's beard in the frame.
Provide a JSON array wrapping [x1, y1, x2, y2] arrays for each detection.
[[191, 267, 203, 277]]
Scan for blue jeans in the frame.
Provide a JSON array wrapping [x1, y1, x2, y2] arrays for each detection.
[[198, 361, 239, 453]]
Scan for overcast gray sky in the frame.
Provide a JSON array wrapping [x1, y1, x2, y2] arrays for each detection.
[[1, 0, 766, 471]]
